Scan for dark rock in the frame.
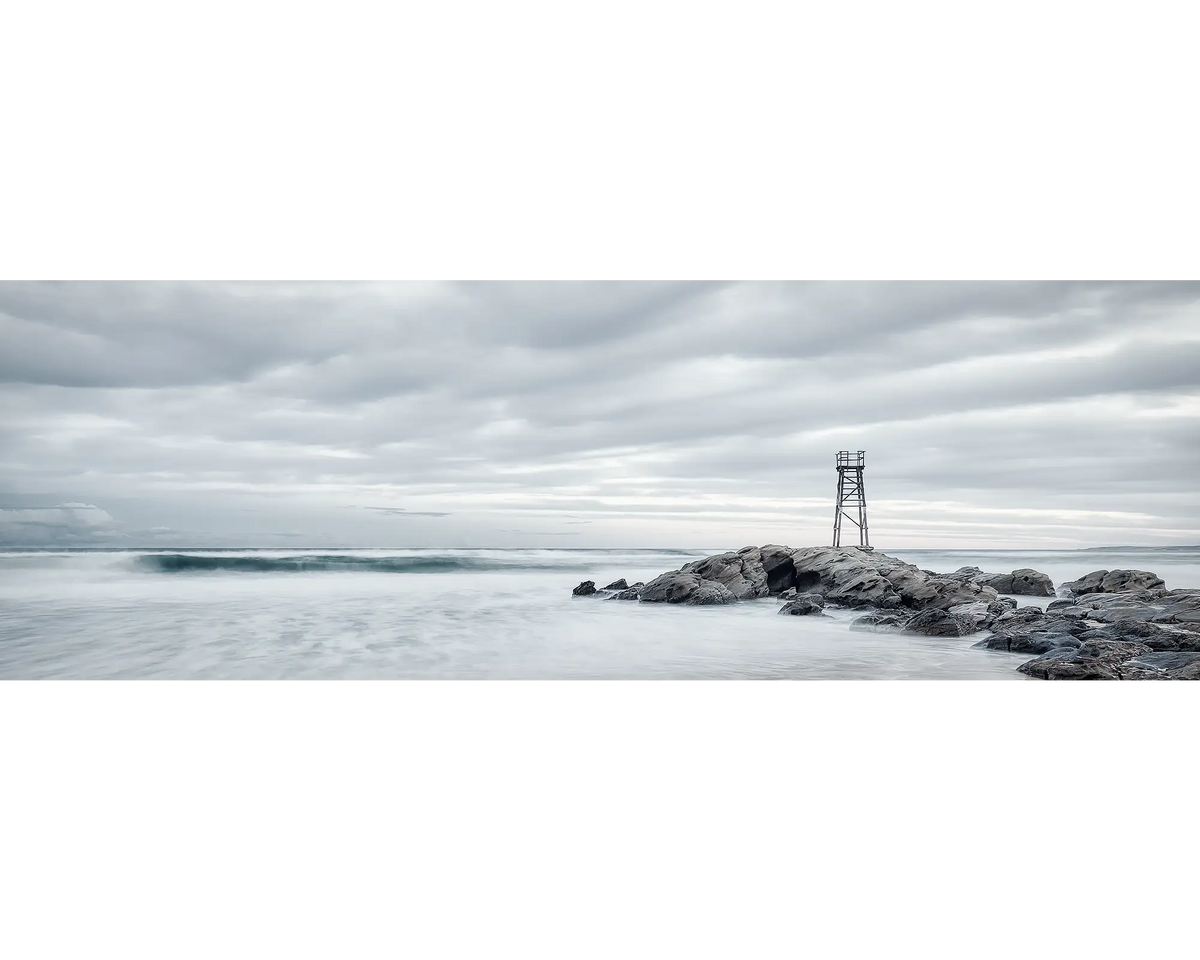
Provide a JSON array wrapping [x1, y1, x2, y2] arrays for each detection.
[[779, 595, 825, 616], [1018, 638, 1153, 680], [1008, 568, 1056, 597], [1061, 569, 1166, 596], [572, 580, 597, 597], [607, 582, 644, 601], [602, 578, 628, 591], [904, 607, 977, 638], [850, 613, 907, 632], [688, 581, 738, 606], [948, 600, 995, 630], [678, 550, 770, 600], [951, 566, 1055, 596], [977, 630, 1081, 654], [1119, 651, 1200, 680], [639, 571, 736, 606]]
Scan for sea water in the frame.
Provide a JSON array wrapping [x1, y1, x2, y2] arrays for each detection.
[[1, 546, 1197, 680]]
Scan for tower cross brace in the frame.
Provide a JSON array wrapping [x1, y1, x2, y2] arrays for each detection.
[[833, 450, 869, 548]]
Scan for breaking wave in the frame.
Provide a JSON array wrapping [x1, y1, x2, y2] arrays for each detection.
[[133, 550, 699, 575]]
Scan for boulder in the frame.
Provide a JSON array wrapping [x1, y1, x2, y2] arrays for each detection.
[[954, 567, 1055, 596], [1061, 569, 1166, 596], [572, 580, 597, 597], [607, 582, 644, 601], [679, 550, 770, 600], [639, 571, 736, 606], [779, 595, 825, 616], [602, 578, 629, 591], [1018, 638, 1154, 680], [1118, 651, 1200, 680], [948, 600, 995, 631], [903, 608, 977, 638]]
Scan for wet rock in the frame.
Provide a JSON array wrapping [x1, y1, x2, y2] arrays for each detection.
[[779, 595, 825, 616], [607, 582, 644, 601], [903, 607, 977, 638], [572, 580, 597, 597], [602, 578, 629, 591], [688, 581, 738, 606], [1061, 569, 1166, 596], [948, 600, 995, 630], [949, 566, 1055, 596], [639, 571, 736, 606], [683, 550, 770, 600], [1118, 651, 1200, 680], [1018, 638, 1154, 680], [850, 613, 907, 632]]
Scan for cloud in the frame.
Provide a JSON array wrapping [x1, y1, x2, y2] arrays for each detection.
[[1, 281, 1198, 548], [0, 502, 121, 545]]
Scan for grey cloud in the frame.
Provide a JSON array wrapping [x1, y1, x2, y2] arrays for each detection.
[[1, 282, 1198, 548]]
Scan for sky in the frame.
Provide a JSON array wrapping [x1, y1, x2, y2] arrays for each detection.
[[1, 281, 1198, 550]]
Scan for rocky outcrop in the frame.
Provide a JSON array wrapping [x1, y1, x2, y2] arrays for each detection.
[[1060, 569, 1166, 596], [567, 546, 1197, 680]]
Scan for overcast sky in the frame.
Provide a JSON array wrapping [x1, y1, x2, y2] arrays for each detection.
[[1, 281, 1198, 550]]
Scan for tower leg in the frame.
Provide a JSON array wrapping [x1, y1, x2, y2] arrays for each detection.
[[857, 469, 869, 548], [833, 472, 844, 547]]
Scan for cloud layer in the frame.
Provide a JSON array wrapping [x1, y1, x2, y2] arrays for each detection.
[[1, 281, 1198, 548]]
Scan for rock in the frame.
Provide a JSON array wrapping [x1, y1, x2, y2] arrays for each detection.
[[1018, 638, 1154, 680], [1061, 569, 1166, 596], [688, 581, 738, 606], [639, 571, 736, 606], [1008, 568, 1056, 597], [948, 600, 995, 630], [903, 607, 977, 638], [850, 613, 907, 632], [572, 580, 597, 597], [1118, 651, 1200, 680], [976, 606, 1088, 653], [607, 582, 644, 601], [679, 550, 769, 600], [949, 566, 1055, 596], [777, 587, 798, 601], [602, 578, 628, 591], [779, 595, 825, 616]]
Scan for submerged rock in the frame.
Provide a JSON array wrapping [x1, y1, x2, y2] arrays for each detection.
[[572, 580, 597, 597], [850, 613, 906, 632]]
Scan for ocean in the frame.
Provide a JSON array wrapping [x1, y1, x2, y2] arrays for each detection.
[[2, 546, 1198, 680]]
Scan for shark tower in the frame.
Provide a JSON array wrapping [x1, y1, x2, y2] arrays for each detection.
[[832, 450, 870, 549]]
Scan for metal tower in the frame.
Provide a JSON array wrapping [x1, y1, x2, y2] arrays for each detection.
[[833, 450, 870, 548]]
